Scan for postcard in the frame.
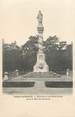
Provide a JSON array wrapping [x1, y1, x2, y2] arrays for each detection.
[[0, 0, 75, 117]]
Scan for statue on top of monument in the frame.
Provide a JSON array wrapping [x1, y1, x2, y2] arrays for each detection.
[[37, 10, 43, 24]]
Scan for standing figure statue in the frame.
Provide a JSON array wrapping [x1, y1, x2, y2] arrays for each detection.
[[37, 10, 43, 24]]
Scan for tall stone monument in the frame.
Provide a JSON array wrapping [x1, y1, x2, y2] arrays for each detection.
[[33, 10, 49, 72]]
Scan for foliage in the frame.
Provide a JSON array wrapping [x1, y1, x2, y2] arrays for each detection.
[[3, 36, 72, 74]]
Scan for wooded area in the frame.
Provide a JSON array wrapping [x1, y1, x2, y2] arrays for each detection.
[[3, 35, 72, 74]]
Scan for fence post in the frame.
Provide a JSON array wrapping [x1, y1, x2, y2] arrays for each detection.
[[4, 72, 8, 80], [15, 69, 19, 77], [66, 68, 70, 78]]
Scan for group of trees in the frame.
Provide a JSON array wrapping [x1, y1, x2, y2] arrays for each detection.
[[3, 35, 72, 74]]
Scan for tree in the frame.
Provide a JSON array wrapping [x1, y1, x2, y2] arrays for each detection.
[[3, 42, 21, 73], [20, 36, 38, 72], [3, 36, 72, 74], [44, 36, 59, 71]]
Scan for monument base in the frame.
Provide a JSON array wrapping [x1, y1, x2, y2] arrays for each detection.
[[33, 63, 49, 72], [33, 50, 49, 72]]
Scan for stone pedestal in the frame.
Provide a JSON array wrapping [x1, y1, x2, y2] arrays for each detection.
[[33, 51, 49, 72]]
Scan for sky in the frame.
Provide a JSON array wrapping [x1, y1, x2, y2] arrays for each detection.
[[0, 0, 75, 46]]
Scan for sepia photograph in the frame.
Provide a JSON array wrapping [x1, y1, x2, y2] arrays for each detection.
[[0, 0, 75, 117], [2, 9, 73, 95]]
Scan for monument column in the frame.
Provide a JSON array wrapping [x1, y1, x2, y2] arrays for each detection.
[[33, 10, 49, 72]]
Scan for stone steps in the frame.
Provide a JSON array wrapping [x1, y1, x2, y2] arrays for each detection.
[[23, 71, 61, 78]]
